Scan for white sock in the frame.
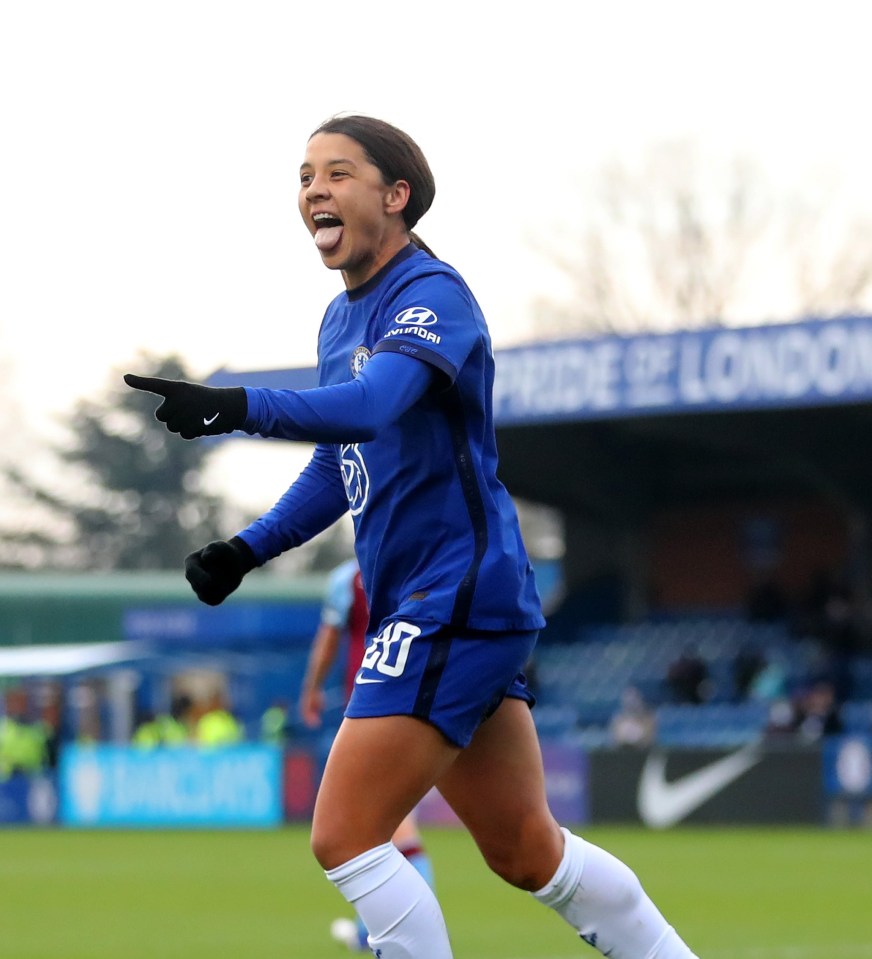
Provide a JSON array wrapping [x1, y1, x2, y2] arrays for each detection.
[[326, 842, 452, 958], [531, 828, 699, 958]]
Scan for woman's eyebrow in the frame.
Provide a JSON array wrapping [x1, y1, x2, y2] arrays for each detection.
[[300, 157, 359, 172]]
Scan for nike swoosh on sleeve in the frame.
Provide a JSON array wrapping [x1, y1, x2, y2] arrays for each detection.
[[637, 741, 763, 828], [203, 413, 220, 425]]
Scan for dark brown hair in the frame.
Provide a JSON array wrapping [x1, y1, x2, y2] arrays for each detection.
[[311, 115, 436, 257]]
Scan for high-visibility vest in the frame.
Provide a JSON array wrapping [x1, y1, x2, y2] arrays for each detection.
[[0, 717, 47, 777], [260, 706, 288, 744], [195, 709, 243, 747]]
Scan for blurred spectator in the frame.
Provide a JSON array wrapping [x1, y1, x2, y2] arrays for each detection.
[[792, 679, 844, 743], [799, 569, 861, 700], [260, 699, 291, 746], [163, 693, 193, 744], [0, 687, 48, 779], [609, 685, 656, 749], [734, 644, 787, 703], [132, 710, 163, 749], [666, 648, 710, 704], [733, 644, 766, 700], [39, 698, 63, 770], [132, 693, 193, 749], [764, 697, 797, 739], [194, 692, 243, 747], [764, 679, 844, 743], [69, 681, 102, 744], [746, 658, 787, 703]]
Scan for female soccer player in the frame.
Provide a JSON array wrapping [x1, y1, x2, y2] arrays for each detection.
[[125, 115, 699, 959]]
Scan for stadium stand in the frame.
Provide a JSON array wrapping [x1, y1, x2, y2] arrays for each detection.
[[531, 616, 872, 748]]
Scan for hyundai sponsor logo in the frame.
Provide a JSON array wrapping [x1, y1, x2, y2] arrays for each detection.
[[394, 307, 437, 326]]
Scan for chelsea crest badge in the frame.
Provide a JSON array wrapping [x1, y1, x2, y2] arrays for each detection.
[[350, 346, 371, 377]]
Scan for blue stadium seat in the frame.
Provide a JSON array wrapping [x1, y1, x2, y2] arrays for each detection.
[[655, 702, 769, 747]]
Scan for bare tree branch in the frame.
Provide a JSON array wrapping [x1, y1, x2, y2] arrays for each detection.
[[526, 142, 872, 337]]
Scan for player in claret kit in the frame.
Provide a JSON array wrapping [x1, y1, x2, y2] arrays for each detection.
[[126, 114, 699, 959]]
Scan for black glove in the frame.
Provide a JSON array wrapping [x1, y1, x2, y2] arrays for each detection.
[[124, 373, 247, 439], [184, 537, 257, 606]]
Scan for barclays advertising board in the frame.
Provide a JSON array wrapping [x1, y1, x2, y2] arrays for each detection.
[[59, 745, 282, 828], [492, 316, 872, 424]]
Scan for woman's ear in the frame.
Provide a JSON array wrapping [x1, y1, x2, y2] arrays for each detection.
[[384, 179, 411, 217]]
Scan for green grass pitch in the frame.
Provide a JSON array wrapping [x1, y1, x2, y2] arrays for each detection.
[[1, 825, 870, 958]]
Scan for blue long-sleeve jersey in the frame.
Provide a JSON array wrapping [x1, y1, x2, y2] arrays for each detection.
[[237, 244, 544, 634]]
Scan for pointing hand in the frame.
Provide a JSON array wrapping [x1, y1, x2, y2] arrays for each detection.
[[124, 374, 247, 439]]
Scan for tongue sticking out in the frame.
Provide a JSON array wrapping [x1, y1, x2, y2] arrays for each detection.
[[315, 226, 343, 252]]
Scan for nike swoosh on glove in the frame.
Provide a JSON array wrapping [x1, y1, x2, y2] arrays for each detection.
[[124, 373, 247, 439], [184, 537, 257, 606]]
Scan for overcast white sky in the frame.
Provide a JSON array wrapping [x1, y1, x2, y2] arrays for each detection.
[[2, 0, 871, 512]]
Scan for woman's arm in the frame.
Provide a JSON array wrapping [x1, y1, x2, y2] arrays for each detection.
[[236, 443, 350, 564], [243, 351, 436, 443]]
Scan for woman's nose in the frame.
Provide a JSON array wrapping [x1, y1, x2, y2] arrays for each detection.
[[305, 175, 330, 201]]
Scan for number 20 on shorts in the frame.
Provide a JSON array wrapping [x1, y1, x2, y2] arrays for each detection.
[[360, 621, 421, 677]]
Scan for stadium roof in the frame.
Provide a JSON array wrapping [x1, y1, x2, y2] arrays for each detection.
[[0, 641, 148, 676], [208, 315, 872, 520]]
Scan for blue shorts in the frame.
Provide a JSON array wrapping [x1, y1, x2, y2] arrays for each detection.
[[344, 619, 539, 747]]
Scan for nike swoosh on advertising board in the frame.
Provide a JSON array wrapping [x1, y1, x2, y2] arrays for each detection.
[[637, 741, 763, 828]]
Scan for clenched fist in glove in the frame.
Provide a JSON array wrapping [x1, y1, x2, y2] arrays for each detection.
[[124, 373, 247, 439], [185, 537, 257, 606]]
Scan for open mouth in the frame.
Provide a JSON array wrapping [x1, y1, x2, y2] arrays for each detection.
[[313, 213, 344, 252]]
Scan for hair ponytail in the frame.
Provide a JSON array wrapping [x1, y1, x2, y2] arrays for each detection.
[[409, 231, 436, 258]]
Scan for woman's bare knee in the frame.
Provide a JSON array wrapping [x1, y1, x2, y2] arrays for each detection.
[[310, 796, 398, 869], [310, 716, 455, 870], [476, 811, 563, 890], [310, 820, 344, 870]]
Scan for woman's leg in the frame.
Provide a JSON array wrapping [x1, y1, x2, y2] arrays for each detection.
[[437, 698, 699, 958], [435, 696, 564, 888], [313, 714, 459, 959], [337, 804, 438, 951]]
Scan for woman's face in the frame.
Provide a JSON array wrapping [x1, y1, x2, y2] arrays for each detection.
[[299, 132, 410, 289]]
